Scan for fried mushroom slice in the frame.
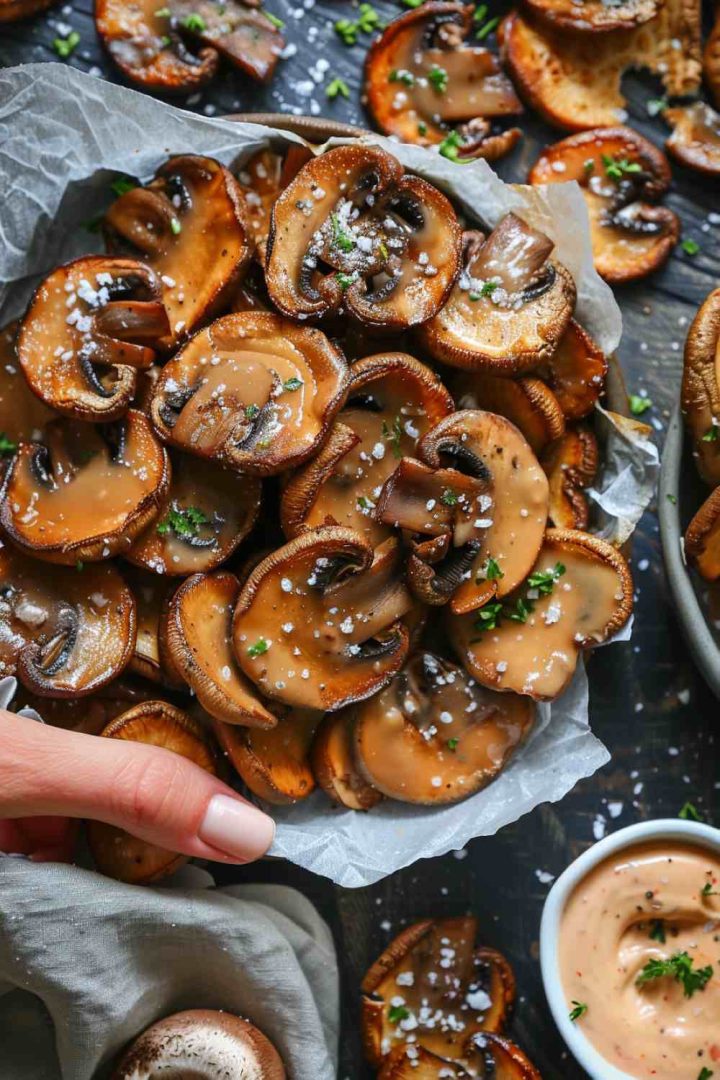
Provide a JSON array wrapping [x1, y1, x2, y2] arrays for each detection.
[[354, 652, 534, 804], [163, 571, 276, 728], [0, 0, 55, 19], [541, 425, 599, 529], [449, 528, 633, 700], [665, 102, 720, 178], [365, 2, 522, 160], [0, 546, 135, 698], [418, 410, 549, 613], [522, 0, 656, 32], [0, 321, 53, 479], [104, 156, 252, 350], [453, 371, 565, 454], [536, 318, 607, 421], [706, 9, 720, 110], [280, 353, 454, 544], [266, 145, 462, 329], [419, 216, 575, 374], [501, 2, 701, 131], [685, 486, 720, 582], [127, 450, 261, 576], [1, 411, 169, 565], [123, 567, 184, 687], [529, 128, 679, 283], [233, 528, 412, 711], [362, 917, 514, 1067], [213, 708, 319, 804], [379, 1046, 471, 1079], [312, 709, 383, 809], [681, 288, 720, 486], [150, 313, 348, 476], [111, 1010, 286, 1080], [237, 145, 314, 262], [86, 703, 217, 884], [463, 1033, 542, 1079], [18, 257, 169, 422], [166, 0, 284, 82]]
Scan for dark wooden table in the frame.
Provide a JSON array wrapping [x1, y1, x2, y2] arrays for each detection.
[[2, 5, 719, 1075]]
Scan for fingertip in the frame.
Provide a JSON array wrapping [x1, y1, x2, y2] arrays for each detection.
[[197, 793, 276, 864]]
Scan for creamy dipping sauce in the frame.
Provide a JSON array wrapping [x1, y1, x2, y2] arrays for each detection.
[[559, 842, 720, 1079]]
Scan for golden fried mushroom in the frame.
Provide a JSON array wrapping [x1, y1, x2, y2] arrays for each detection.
[[453, 371, 565, 454], [537, 318, 607, 421], [541, 425, 599, 530], [681, 288, 720, 486], [122, 566, 184, 687], [685, 486, 720, 582], [665, 102, 720, 178], [214, 708, 319, 804], [521, 0, 656, 31], [311, 709, 384, 810], [237, 145, 314, 262]]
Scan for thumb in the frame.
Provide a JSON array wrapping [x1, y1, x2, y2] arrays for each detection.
[[0, 710, 275, 864]]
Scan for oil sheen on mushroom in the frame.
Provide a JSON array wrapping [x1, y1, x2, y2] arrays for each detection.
[[665, 102, 720, 178], [214, 708, 319, 804]]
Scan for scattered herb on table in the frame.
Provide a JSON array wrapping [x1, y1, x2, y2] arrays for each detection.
[[683, 238, 700, 256], [53, 31, 80, 58], [326, 77, 350, 100], [629, 394, 652, 416], [679, 801, 703, 821], [182, 12, 206, 31], [263, 10, 285, 28]]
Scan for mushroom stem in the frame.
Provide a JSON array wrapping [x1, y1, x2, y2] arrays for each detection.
[[468, 213, 554, 294]]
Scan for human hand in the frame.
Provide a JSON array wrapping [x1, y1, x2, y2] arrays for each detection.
[[0, 710, 275, 865]]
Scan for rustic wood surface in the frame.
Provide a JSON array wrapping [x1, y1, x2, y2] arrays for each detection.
[[2, 4, 720, 1075]]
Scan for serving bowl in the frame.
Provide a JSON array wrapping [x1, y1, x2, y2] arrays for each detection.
[[539, 818, 720, 1080]]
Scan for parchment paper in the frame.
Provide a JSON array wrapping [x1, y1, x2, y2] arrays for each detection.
[[0, 64, 657, 887]]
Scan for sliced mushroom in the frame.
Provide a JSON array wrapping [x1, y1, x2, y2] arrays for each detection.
[[18, 257, 169, 422], [528, 128, 679, 283], [104, 156, 252, 349], [536, 318, 607, 421], [213, 708, 319, 804], [127, 450, 261, 576], [378, 1046, 471, 1080], [122, 566, 185, 686], [0, 320, 53, 479], [364, 2, 522, 159], [681, 288, 720, 486], [150, 312, 348, 476], [167, 0, 284, 82], [111, 1010, 285, 1080], [1, 410, 169, 564], [685, 486, 720, 581], [501, 4, 701, 131], [162, 570, 276, 728], [449, 528, 633, 700], [266, 145, 462, 329], [354, 652, 534, 804], [0, 545, 135, 697], [311, 709, 383, 809], [522, 0, 657, 32], [453, 371, 565, 454], [541, 425, 598, 529], [233, 528, 412, 711], [665, 102, 720, 178], [0, 0, 56, 21], [280, 353, 454, 544], [237, 145, 314, 262], [419, 216, 575, 374], [87, 702, 217, 884], [362, 917, 514, 1067], [706, 9, 720, 110], [463, 1033, 543, 1079], [417, 410, 549, 614]]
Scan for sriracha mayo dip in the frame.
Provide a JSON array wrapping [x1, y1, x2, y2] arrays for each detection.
[[559, 841, 720, 1080]]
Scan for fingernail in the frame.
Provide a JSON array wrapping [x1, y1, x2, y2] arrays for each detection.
[[198, 794, 275, 863]]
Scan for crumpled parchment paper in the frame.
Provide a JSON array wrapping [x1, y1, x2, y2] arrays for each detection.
[[0, 64, 658, 887]]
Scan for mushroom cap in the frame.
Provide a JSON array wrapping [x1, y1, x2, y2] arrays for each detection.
[[681, 287, 720, 486], [541, 424, 599, 530], [95, 0, 218, 91], [266, 144, 462, 328], [537, 318, 607, 421], [685, 485, 720, 582], [87, 702, 217, 884], [354, 651, 535, 804], [18, 256, 169, 422], [521, 0, 657, 33], [501, 3, 701, 131], [529, 127, 679, 283], [0, 545, 136, 697], [0, 410, 170, 564], [665, 102, 720, 178], [105, 155, 253, 350], [111, 1009, 285, 1080], [418, 410, 550, 612], [453, 371, 565, 454], [237, 145, 314, 262], [213, 708, 319, 805], [0, 0, 56, 20], [162, 570, 277, 728], [0, 320, 53, 478], [705, 9, 720, 110], [150, 312, 349, 476], [168, 0, 284, 82], [419, 216, 576, 373], [463, 1032, 543, 1079], [127, 449, 261, 576], [378, 1045, 471, 1079], [311, 708, 383, 810], [364, 2, 522, 154], [449, 528, 633, 700], [233, 528, 412, 711], [280, 352, 454, 544]]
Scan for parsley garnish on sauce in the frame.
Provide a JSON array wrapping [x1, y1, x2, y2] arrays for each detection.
[[440, 488, 459, 506], [335, 270, 357, 290], [702, 881, 719, 898], [331, 212, 355, 252], [247, 638, 270, 658], [447, 737, 459, 750], [389, 69, 415, 86], [703, 424, 720, 442], [0, 433, 17, 457], [472, 563, 565, 634], [157, 505, 209, 539], [182, 12, 206, 31], [427, 64, 448, 93], [636, 951, 713, 998], [649, 919, 666, 943], [602, 154, 642, 181], [283, 377, 303, 392], [381, 416, 403, 458], [479, 557, 503, 581], [698, 1067, 713, 1080], [387, 1004, 410, 1024], [569, 1001, 588, 1022], [245, 404, 260, 420]]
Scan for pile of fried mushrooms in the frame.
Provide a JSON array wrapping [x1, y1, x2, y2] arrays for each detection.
[[0, 145, 633, 883]]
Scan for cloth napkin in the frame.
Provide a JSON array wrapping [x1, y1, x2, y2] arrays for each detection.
[[0, 859, 339, 1079]]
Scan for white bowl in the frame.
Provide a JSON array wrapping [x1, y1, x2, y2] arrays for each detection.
[[539, 818, 720, 1080]]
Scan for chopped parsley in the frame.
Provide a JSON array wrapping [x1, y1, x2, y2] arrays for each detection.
[[263, 10, 285, 28], [636, 951, 713, 998], [357, 496, 371, 510], [155, 5, 171, 13], [683, 238, 700, 256], [440, 488, 459, 507], [427, 65, 448, 93], [247, 638, 270, 658], [568, 1001, 588, 1022], [646, 96, 668, 117], [381, 416, 403, 458], [468, 280, 500, 300], [388, 1004, 410, 1024], [507, 596, 534, 624], [629, 394, 652, 416], [475, 13, 499, 39], [336, 271, 357, 290], [703, 424, 720, 442], [76, 560, 84, 573], [326, 77, 350, 100], [447, 737, 459, 750], [583, 158, 595, 173], [602, 154, 642, 181], [418, 121, 428, 136], [679, 801, 703, 821], [157, 505, 210, 539], [182, 12, 206, 31], [0, 433, 17, 457], [473, 602, 503, 632], [334, 3, 381, 43], [438, 130, 470, 164], [170, 217, 182, 235], [111, 175, 138, 198], [701, 881, 719, 897], [160, 35, 172, 46], [666, 493, 677, 505], [473, 562, 563, 633], [389, 69, 415, 86], [245, 404, 260, 420], [378, 241, 389, 261], [53, 31, 80, 58], [527, 562, 566, 595], [283, 377, 303, 392], [331, 212, 354, 251], [483, 557, 504, 581], [698, 1068, 714, 1080], [649, 919, 666, 943], [401, 0, 425, 6]]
